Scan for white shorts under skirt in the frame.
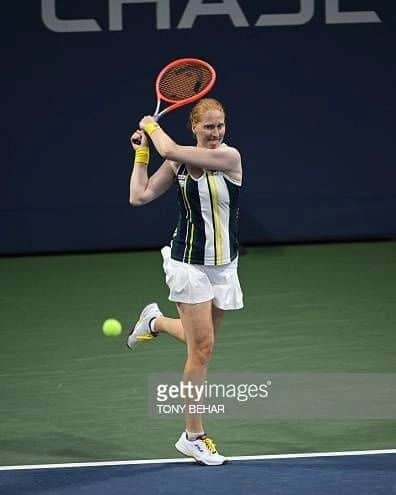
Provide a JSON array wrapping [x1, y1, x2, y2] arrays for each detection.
[[161, 246, 244, 310]]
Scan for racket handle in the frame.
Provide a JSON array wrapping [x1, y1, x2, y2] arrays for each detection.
[[133, 111, 161, 145]]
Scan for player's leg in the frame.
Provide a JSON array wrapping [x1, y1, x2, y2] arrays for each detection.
[[154, 305, 223, 342], [174, 300, 225, 465], [154, 316, 185, 342], [177, 300, 214, 432], [128, 302, 225, 348]]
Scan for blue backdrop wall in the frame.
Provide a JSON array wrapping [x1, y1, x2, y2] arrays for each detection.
[[1, 1, 395, 254]]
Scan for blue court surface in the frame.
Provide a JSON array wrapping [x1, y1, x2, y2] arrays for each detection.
[[1, 450, 395, 495]]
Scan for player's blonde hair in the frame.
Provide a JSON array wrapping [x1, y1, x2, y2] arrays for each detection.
[[189, 98, 225, 128]]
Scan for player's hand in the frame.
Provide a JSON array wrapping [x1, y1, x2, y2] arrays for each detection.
[[130, 130, 147, 150], [139, 116, 156, 130]]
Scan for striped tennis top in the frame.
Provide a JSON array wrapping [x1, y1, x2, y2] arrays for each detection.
[[170, 164, 241, 266]]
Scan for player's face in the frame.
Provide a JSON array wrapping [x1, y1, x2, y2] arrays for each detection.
[[193, 110, 225, 149]]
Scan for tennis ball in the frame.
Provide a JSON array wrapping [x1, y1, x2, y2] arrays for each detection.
[[102, 318, 122, 337]]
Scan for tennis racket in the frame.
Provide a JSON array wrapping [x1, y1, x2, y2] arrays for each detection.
[[152, 57, 216, 120], [132, 58, 216, 145]]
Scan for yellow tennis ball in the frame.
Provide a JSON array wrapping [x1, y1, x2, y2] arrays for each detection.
[[102, 318, 122, 337]]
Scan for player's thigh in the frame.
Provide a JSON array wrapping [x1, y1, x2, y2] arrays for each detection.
[[177, 301, 215, 350]]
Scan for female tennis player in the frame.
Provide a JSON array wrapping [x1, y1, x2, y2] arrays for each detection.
[[128, 98, 243, 466]]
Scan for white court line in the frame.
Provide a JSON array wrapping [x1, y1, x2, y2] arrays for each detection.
[[0, 449, 395, 472]]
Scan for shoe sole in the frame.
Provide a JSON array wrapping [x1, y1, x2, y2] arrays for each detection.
[[175, 441, 226, 466]]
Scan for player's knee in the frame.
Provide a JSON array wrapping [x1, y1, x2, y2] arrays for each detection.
[[191, 337, 214, 367]]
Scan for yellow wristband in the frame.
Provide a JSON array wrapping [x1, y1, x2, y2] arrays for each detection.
[[144, 122, 160, 136], [134, 146, 149, 166]]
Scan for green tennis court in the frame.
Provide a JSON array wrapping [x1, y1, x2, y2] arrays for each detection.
[[1, 241, 395, 467]]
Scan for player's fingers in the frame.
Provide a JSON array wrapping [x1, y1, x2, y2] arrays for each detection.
[[139, 132, 148, 145], [131, 131, 142, 146]]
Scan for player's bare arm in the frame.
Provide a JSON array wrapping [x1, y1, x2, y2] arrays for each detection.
[[129, 130, 176, 206], [139, 116, 242, 182]]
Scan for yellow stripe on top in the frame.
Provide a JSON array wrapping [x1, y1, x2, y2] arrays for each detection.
[[181, 176, 194, 263], [187, 222, 195, 263], [207, 171, 224, 265]]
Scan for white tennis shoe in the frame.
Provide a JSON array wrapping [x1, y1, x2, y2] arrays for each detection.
[[175, 432, 226, 466], [127, 303, 162, 349]]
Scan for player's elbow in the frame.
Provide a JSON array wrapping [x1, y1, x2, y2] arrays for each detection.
[[129, 194, 145, 206]]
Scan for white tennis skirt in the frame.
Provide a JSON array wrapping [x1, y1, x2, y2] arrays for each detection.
[[161, 246, 244, 310]]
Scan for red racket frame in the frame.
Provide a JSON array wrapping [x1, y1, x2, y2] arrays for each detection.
[[153, 58, 216, 120]]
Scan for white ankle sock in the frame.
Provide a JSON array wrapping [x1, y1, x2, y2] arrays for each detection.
[[186, 431, 205, 441], [149, 317, 158, 336]]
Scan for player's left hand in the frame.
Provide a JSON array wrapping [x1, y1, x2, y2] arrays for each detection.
[[130, 129, 147, 150]]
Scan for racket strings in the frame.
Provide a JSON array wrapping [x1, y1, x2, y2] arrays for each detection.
[[158, 63, 213, 101]]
